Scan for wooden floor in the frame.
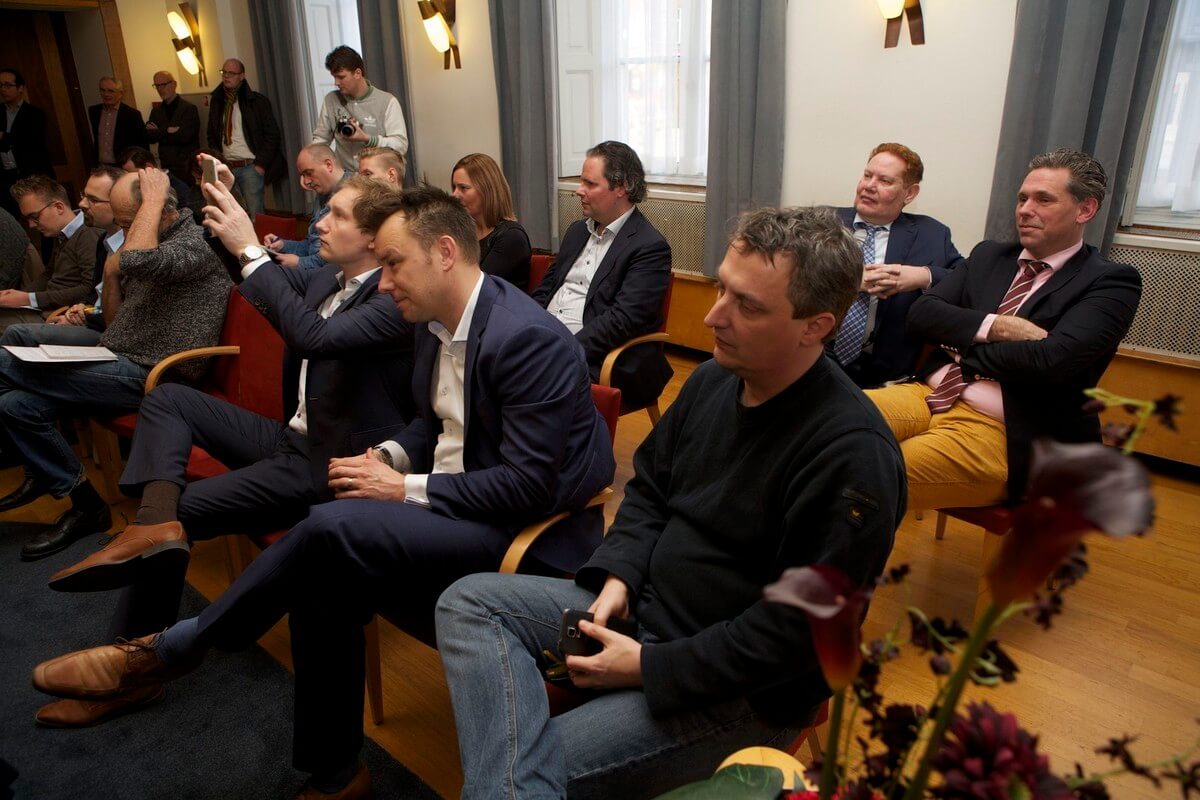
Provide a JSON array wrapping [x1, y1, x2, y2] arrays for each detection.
[[6, 347, 1197, 799]]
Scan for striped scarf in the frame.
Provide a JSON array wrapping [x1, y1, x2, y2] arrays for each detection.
[[222, 86, 237, 146]]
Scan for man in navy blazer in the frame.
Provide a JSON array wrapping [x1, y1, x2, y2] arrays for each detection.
[[39, 175, 415, 728], [829, 143, 964, 388], [865, 149, 1141, 511], [533, 141, 672, 409], [88, 77, 147, 167], [33, 186, 615, 796]]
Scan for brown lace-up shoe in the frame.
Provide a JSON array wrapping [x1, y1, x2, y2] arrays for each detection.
[[35, 685, 165, 727], [48, 522, 189, 592], [32, 634, 199, 700], [294, 763, 372, 799]]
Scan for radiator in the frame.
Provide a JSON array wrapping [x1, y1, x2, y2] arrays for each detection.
[[1108, 238, 1200, 359]]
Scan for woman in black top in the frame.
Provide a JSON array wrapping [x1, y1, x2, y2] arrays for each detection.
[[451, 153, 532, 291]]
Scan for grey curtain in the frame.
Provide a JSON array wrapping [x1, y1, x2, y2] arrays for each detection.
[[983, 0, 1172, 252], [248, 1, 311, 214], [357, 0, 420, 185], [489, 0, 558, 250], [702, 0, 787, 277]]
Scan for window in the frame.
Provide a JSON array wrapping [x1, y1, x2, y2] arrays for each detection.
[[299, 0, 362, 107], [556, 0, 711, 184], [1129, 0, 1200, 231]]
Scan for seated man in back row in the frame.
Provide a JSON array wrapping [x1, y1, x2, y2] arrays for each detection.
[[33, 185, 616, 799], [438, 205, 905, 798], [866, 148, 1142, 511], [261, 143, 348, 270], [533, 140, 673, 411]]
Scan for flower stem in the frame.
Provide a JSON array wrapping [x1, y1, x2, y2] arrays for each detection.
[[901, 602, 1004, 800], [820, 687, 846, 799]]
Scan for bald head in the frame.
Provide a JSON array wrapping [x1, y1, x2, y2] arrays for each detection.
[[111, 171, 178, 232], [297, 143, 343, 195], [153, 71, 178, 102]]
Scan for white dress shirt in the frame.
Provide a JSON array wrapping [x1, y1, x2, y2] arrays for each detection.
[[545, 206, 636, 332], [378, 272, 486, 506], [94, 228, 125, 314]]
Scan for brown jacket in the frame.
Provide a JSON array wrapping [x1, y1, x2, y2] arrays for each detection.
[[29, 215, 102, 309]]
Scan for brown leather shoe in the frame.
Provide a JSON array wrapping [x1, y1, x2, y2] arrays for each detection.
[[48, 522, 189, 592], [32, 634, 199, 700], [35, 685, 165, 728], [294, 763, 372, 799]]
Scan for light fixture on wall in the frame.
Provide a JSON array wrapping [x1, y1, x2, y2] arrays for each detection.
[[877, 0, 925, 49], [418, 0, 461, 70], [166, 2, 207, 85]]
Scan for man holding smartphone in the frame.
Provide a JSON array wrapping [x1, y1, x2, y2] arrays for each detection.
[[436, 206, 907, 799]]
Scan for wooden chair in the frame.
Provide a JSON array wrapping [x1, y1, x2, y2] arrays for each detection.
[[253, 212, 297, 243], [599, 278, 673, 425], [934, 506, 1014, 619], [363, 383, 624, 724], [528, 253, 553, 295], [787, 698, 829, 763]]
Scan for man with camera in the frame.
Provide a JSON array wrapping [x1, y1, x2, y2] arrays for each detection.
[[311, 46, 408, 174]]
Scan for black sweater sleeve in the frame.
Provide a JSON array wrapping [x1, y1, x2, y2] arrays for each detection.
[[480, 222, 532, 293]]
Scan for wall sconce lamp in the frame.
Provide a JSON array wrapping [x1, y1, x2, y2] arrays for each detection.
[[166, 2, 207, 85], [418, 0, 461, 70], [877, 0, 925, 49]]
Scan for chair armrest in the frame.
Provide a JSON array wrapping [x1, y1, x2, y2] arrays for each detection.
[[598, 333, 671, 386], [45, 306, 70, 323], [499, 487, 615, 574], [144, 345, 241, 393]]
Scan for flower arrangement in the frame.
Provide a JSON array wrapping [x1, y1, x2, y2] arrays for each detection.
[[656, 393, 1196, 799]]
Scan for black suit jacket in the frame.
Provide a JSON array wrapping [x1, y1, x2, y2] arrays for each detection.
[[206, 80, 287, 185], [391, 275, 615, 572], [0, 101, 52, 176], [145, 96, 201, 177], [238, 262, 416, 488], [833, 207, 964, 388], [908, 240, 1141, 503], [532, 207, 673, 409], [88, 103, 148, 165]]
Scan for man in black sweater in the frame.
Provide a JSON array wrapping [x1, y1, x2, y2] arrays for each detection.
[[435, 206, 907, 799]]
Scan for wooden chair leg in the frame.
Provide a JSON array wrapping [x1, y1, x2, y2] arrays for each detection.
[[224, 535, 249, 582], [975, 531, 1004, 620], [935, 511, 948, 540], [365, 616, 383, 725], [804, 724, 824, 762], [89, 421, 123, 502], [647, 402, 661, 426]]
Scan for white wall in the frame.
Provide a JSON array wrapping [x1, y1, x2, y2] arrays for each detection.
[[399, 0, 502, 189], [781, 0, 1018, 252]]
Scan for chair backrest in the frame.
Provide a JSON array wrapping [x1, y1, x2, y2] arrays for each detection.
[[209, 289, 286, 420], [529, 253, 553, 295], [253, 213, 297, 243], [590, 383, 622, 444]]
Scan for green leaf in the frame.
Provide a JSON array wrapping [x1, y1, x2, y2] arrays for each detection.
[[652, 764, 785, 799], [1007, 774, 1032, 800]]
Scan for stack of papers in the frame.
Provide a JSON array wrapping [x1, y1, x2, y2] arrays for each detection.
[[3, 345, 118, 363]]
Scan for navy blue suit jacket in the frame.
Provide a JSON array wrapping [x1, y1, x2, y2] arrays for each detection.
[[833, 207, 964, 388], [238, 262, 416, 488], [909, 241, 1141, 503], [391, 274, 616, 572], [532, 207, 673, 409]]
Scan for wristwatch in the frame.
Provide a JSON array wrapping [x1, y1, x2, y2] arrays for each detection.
[[372, 446, 394, 469], [239, 244, 266, 267]]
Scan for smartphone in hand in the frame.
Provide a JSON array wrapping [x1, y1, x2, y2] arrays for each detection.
[[201, 156, 218, 187], [558, 609, 638, 657]]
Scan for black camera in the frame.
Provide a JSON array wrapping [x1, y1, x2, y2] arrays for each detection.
[[335, 112, 357, 138]]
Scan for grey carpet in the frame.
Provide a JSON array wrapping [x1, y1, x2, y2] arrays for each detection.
[[0, 521, 442, 799]]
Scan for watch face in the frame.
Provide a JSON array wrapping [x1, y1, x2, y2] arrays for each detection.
[[241, 245, 264, 263]]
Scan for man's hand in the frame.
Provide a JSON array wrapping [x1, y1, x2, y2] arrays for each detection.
[[565, 620, 642, 689], [262, 233, 284, 251], [145, 121, 158, 130], [167, 126, 180, 134], [328, 449, 406, 501], [588, 575, 631, 628], [863, 264, 931, 298], [276, 253, 301, 268], [201, 179, 258, 253], [59, 303, 89, 326], [987, 316, 1048, 342], [338, 119, 370, 143], [196, 154, 236, 190], [254, 164, 265, 176], [0, 289, 30, 308], [137, 167, 171, 207]]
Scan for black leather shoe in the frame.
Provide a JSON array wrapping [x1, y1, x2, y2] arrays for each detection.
[[0, 477, 47, 513], [21, 505, 113, 561]]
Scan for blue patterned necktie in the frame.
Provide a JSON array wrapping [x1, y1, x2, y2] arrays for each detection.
[[833, 222, 882, 366]]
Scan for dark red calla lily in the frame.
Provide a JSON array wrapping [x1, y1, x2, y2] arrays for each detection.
[[764, 565, 872, 690], [986, 439, 1154, 607]]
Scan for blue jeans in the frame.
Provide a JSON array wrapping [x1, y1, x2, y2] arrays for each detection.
[[0, 324, 148, 495], [232, 164, 265, 218], [436, 573, 800, 800]]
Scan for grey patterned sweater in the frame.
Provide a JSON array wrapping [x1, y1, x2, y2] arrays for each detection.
[[100, 214, 232, 381]]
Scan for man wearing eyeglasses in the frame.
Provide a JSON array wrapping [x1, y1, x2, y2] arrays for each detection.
[[0, 68, 53, 223], [206, 59, 285, 218], [88, 77, 146, 168], [144, 71, 199, 179], [2, 175, 102, 330]]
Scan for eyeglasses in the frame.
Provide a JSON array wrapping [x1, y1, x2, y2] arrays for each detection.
[[152, 80, 175, 89], [80, 193, 111, 205], [219, 70, 244, 76], [0, 82, 16, 89], [22, 201, 55, 223]]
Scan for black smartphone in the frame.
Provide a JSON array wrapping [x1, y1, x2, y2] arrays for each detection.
[[558, 609, 638, 657]]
